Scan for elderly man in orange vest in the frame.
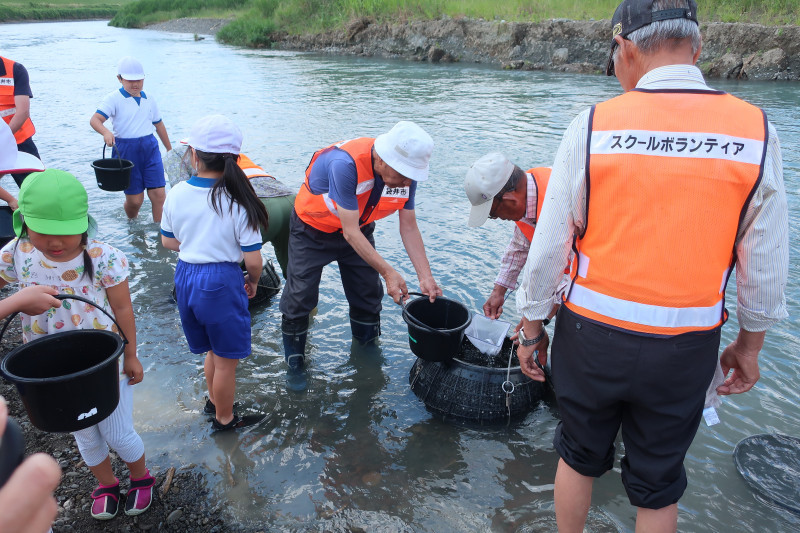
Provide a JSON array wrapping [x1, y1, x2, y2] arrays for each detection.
[[280, 121, 442, 391], [514, 1, 788, 531], [463, 152, 561, 319], [0, 56, 40, 187]]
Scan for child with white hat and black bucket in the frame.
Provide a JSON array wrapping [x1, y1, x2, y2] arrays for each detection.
[[90, 57, 173, 223]]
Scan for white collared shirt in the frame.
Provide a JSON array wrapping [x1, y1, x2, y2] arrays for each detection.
[[96, 88, 162, 139], [516, 65, 788, 332]]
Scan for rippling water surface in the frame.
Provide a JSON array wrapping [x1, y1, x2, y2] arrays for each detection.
[[1, 20, 798, 532]]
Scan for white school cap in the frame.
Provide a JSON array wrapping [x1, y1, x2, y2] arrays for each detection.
[[464, 152, 515, 227], [117, 56, 145, 80], [374, 121, 434, 182], [187, 115, 243, 154], [0, 122, 44, 174]]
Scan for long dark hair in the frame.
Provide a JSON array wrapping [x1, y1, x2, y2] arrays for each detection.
[[17, 223, 94, 282], [194, 150, 269, 232]]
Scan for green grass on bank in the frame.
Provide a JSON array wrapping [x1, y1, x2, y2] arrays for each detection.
[[110, 0, 800, 47], [6, 1, 800, 46], [0, 0, 133, 21]]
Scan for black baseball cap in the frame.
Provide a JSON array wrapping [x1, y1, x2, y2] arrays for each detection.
[[605, 0, 698, 76]]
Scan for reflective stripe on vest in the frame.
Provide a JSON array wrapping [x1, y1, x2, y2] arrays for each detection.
[[237, 153, 273, 179], [294, 137, 409, 233], [514, 167, 551, 242], [565, 90, 766, 336], [0, 57, 35, 144]]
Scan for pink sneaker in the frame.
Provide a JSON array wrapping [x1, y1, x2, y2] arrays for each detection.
[[90, 481, 120, 520], [124, 470, 155, 516]]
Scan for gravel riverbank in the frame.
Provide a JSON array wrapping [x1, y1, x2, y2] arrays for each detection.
[[0, 289, 255, 532]]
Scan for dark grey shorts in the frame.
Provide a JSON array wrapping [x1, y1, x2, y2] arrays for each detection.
[[551, 306, 720, 509]]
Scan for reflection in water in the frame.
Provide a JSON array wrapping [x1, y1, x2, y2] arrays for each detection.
[[1, 20, 799, 532]]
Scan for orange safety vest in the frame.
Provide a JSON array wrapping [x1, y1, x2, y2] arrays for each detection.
[[564, 90, 766, 336], [237, 153, 273, 179], [0, 57, 35, 144], [514, 167, 551, 242], [294, 137, 411, 233]]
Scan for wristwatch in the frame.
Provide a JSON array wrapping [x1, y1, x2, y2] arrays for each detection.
[[518, 327, 545, 346]]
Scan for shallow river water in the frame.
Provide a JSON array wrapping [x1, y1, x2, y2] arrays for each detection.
[[1, 20, 799, 532]]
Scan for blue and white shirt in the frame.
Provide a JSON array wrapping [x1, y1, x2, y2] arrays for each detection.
[[161, 176, 263, 264], [95, 88, 162, 139]]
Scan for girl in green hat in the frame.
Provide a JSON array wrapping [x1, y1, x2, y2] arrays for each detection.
[[0, 169, 155, 521]]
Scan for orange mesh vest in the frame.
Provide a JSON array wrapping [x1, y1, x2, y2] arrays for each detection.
[[237, 154, 273, 179], [295, 138, 410, 233], [564, 90, 767, 336], [515, 167, 551, 242], [0, 57, 35, 144]]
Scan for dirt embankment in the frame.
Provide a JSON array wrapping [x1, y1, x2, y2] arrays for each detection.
[[149, 16, 800, 81], [274, 17, 800, 81]]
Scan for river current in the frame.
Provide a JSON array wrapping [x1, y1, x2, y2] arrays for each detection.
[[1, 20, 798, 532]]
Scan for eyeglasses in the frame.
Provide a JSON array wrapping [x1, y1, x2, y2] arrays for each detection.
[[606, 36, 630, 78], [488, 197, 502, 219]]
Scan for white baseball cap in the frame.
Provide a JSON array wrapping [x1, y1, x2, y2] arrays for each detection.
[[464, 152, 515, 227], [374, 121, 434, 182], [117, 56, 145, 81], [0, 122, 44, 174], [187, 114, 243, 154]]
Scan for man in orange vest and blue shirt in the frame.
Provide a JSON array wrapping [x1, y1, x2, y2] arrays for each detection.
[[0, 56, 40, 187], [280, 121, 442, 390], [514, 1, 788, 531], [464, 152, 566, 319]]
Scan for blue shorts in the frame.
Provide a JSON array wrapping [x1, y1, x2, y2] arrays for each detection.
[[114, 134, 166, 195], [174, 261, 251, 359]]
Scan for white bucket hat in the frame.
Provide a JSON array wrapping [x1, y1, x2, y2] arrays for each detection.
[[374, 121, 434, 182], [117, 56, 145, 81], [464, 152, 515, 227], [0, 122, 44, 174], [187, 115, 243, 154]]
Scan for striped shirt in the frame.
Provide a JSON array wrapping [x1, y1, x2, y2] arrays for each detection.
[[495, 172, 539, 290], [516, 65, 788, 332]]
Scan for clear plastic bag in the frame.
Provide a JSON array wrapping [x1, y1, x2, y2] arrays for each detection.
[[162, 144, 191, 186]]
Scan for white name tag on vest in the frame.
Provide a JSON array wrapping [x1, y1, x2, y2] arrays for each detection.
[[0, 79, 14, 86], [382, 186, 409, 199], [591, 129, 764, 166]]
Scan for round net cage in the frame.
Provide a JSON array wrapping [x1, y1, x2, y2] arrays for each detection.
[[409, 337, 549, 425]]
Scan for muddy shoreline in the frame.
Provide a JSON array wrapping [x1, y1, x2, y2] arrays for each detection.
[[146, 16, 800, 81]]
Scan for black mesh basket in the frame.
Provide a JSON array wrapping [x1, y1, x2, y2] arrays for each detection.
[[171, 259, 281, 308], [409, 337, 549, 425]]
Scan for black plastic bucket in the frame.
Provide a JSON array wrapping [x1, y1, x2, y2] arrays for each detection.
[[91, 144, 133, 192], [0, 206, 14, 248], [0, 295, 128, 433], [401, 293, 471, 362]]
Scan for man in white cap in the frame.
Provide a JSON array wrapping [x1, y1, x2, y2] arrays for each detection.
[[0, 54, 40, 187], [464, 152, 566, 320], [514, 0, 787, 530], [280, 120, 442, 389], [0, 121, 44, 210]]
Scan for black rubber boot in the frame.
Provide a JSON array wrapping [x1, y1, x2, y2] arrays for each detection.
[[349, 309, 381, 346], [282, 315, 309, 391]]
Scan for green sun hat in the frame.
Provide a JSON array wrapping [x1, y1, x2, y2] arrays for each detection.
[[13, 169, 98, 237]]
